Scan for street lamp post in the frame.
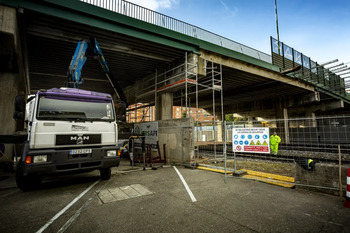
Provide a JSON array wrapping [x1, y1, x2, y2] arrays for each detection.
[[275, 0, 280, 54]]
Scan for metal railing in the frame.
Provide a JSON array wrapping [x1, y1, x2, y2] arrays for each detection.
[[271, 37, 348, 99], [80, 0, 272, 63]]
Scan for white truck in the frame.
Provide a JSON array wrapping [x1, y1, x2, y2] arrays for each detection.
[[14, 38, 127, 190], [15, 87, 121, 190]]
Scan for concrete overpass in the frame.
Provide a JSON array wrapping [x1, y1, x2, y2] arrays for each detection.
[[1, 0, 349, 131]]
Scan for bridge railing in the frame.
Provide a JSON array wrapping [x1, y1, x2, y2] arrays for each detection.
[[80, 0, 272, 64], [271, 37, 348, 98]]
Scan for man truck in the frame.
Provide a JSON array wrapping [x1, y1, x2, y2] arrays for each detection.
[[14, 38, 126, 190]]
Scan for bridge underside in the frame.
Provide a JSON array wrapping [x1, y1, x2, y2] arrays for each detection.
[[21, 10, 312, 107], [2, 2, 350, 123], [22, 9, 187, 94]]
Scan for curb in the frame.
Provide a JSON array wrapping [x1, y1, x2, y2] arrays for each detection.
[[197, 165, 295, 188]]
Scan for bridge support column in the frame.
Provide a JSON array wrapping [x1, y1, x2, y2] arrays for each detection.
[[0, 73, 18, 134], [275, 101, 290, 144], [156, 93, 173, 120], [0, 6, 27, 163], [305, 110, 317, 127]]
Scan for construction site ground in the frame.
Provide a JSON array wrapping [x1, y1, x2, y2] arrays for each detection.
[[0, 159, 349, 233]]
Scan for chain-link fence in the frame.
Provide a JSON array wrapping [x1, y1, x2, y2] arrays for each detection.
[[195, 116, 350, 194]]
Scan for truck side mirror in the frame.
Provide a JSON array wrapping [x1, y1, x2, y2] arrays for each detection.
[[13, 94, 25, 120]]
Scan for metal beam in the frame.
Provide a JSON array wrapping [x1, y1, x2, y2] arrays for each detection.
[[200, 50, 315, 92], [30, 72, 110, 83]]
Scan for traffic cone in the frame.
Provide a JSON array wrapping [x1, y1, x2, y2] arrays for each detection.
[[345, 168, 350, 208]]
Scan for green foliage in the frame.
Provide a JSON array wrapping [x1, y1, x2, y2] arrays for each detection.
[[225, 114, 234, 121]]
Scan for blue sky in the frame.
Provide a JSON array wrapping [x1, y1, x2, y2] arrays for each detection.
[[128, 0, 350, 77]]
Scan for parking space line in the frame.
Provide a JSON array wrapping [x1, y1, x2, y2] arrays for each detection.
[[36, 180, 100, 233], [173, 166, 197, 202]]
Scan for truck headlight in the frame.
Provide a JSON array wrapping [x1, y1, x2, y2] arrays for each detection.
[[107, 150, 117, 157], [33, 155, 47, 163]]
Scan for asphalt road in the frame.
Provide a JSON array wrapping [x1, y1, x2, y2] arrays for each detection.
[[0, 160, 349, 233]]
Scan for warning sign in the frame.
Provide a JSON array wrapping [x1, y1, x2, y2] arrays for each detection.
[[134, 122, 158, 149], [232, 127, 270, 154]]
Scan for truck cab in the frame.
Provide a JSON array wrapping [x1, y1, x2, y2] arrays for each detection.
[[16, 87, 120, 190]]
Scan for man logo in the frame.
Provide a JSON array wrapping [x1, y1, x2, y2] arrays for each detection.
[[77, 136, 83, 144], [70, 135, 90, 144]]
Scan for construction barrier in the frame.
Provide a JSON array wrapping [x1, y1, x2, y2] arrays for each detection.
[[345, 168, 350, 208]]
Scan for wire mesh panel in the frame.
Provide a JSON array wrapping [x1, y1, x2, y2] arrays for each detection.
[[194, 121, 225, 165], [217, 117, 350, 193], [224, 120, 296, 180], [193, 117, 350, 193]]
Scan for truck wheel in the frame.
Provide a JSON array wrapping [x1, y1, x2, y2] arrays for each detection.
[[16, 161, 42, 191], [100, 168, 111, 180]]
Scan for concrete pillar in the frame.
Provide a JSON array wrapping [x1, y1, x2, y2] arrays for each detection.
[[0, 6, 26, 162], [156, 93, 173, 120], [275, 100, 290, 144], [217, 123, 222, 142], [282, 108, 290, 144], [0, 6, 17, 73], [0, 73, 19, 163], [0, 73, 18, 135], [305, 110, 317, 127], [1, 6, 19, 133], [0, 5, 27, 131]]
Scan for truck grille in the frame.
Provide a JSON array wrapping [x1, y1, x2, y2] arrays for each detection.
[[56, 134, 101, 145]]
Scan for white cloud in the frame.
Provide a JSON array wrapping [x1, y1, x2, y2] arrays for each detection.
[[219, 0, 238, 18], [127, 0, 178, 11]]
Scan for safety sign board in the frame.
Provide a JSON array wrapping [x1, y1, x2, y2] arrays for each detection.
[[232, 127, 270, 154], [134, 122, 158, 149]]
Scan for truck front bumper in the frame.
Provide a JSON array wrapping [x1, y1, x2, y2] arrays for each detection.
[[22, 146, 120, 176]]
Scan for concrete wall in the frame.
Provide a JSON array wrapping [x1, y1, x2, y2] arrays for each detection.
[[158, 118, 194, 164]]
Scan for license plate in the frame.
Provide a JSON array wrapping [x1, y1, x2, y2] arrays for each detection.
[[69, 149, 92, 155]]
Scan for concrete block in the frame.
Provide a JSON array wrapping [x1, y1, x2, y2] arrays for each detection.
[[97, 189, 116, 203], [158, 118, 194, 164], [130, 184, 153, 195], [109, 187, 130, 201], [120, 185, 142, 198]]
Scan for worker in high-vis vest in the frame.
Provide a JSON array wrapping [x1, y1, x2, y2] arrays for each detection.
[[270, 131, 281, 155], [307, 159, 314, 170]]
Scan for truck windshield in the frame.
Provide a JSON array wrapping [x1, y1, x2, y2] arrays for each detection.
[[37, 96, 114, 122]]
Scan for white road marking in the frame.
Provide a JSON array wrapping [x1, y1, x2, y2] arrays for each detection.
[[0, 189, 19, 198], [57, 179, 112, 233], [36, 180, 100, 233], [173, 166, 197, 202]]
